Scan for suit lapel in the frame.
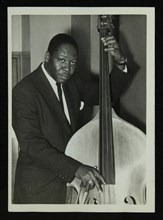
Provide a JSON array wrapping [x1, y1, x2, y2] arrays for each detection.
[[32, 65, 73, 131]]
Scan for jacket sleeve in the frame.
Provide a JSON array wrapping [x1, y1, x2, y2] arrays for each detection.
[[78, 65, 129, 106], [110, 65, 129, 105], [12, 85, 82, 183]]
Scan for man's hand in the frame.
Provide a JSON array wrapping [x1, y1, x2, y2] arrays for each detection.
[[75, 165, 106, 192], [101, 34, 127, 69]]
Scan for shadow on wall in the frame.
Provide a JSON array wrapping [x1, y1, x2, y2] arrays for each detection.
[[72, 27, 92, 81], [117, 104, 146, 134], [115, 31, 146, 133]]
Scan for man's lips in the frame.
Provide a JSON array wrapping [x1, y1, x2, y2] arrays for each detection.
[[59, 72, 70, 79]]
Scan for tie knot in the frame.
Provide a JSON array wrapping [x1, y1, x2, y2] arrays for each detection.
[[56, 82, 61, 88]]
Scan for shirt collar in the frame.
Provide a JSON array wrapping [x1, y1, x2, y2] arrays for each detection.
[[41, 62, 58, 84]]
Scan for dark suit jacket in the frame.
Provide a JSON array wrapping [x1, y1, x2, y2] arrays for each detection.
[[12, 64, 128, 204]]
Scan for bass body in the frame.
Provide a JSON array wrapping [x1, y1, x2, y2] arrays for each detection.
[[65, 110, 146, 204]]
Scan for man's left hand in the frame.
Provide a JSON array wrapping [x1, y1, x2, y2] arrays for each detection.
[[101, 35, 127, 65]]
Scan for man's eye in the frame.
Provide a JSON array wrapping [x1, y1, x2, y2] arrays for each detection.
[[71, 61, 77, 65], [59, 59, 65, 63]]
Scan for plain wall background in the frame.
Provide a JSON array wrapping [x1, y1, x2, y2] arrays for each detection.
[[12, 16, 22, 51], [30, 15, 72, 71], [119, 15, 146, 132]]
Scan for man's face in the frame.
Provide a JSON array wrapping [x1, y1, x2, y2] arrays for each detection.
[[46, 43, 78, 84]]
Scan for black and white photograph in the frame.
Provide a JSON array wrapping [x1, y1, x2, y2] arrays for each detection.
[[8, 7, 155, 212]]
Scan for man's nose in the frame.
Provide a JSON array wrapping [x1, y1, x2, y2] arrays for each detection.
[[63, 62, 70, 71]]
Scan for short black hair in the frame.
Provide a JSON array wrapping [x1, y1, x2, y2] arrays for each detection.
[[47, 33, 78, 55]]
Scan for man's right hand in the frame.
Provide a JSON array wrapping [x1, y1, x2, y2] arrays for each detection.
[[75, 165, 106, 192]]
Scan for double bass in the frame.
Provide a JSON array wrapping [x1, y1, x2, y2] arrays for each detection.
[[65, 15, 146, 205]]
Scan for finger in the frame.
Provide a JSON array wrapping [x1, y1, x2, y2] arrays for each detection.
[[81, 178, 87, 188], [104, 47, 115, 52], [105, 43, 119, 51], [102, 38, 116, 45], [102, 41, 116, 48], [86, 180, 94, 192], [89, 171, 103, 192], [103, 44, 119, 55], [104, 39, 116, 45], [101, 35, 114, 41], [93, 170, 106, 185]]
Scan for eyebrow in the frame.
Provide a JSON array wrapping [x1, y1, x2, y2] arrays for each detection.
[[58, 54, 78, 60]]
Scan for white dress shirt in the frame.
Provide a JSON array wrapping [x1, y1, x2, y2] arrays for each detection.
[[41, 63, 71, 124]]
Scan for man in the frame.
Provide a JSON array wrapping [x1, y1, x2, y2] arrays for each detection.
[[12, 33, 128, 204]]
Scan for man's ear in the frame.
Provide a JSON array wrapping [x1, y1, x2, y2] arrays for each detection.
[[44, 52, 50, 63]]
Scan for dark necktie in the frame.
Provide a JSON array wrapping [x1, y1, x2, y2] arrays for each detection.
[[56, 83, 64, 111]]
